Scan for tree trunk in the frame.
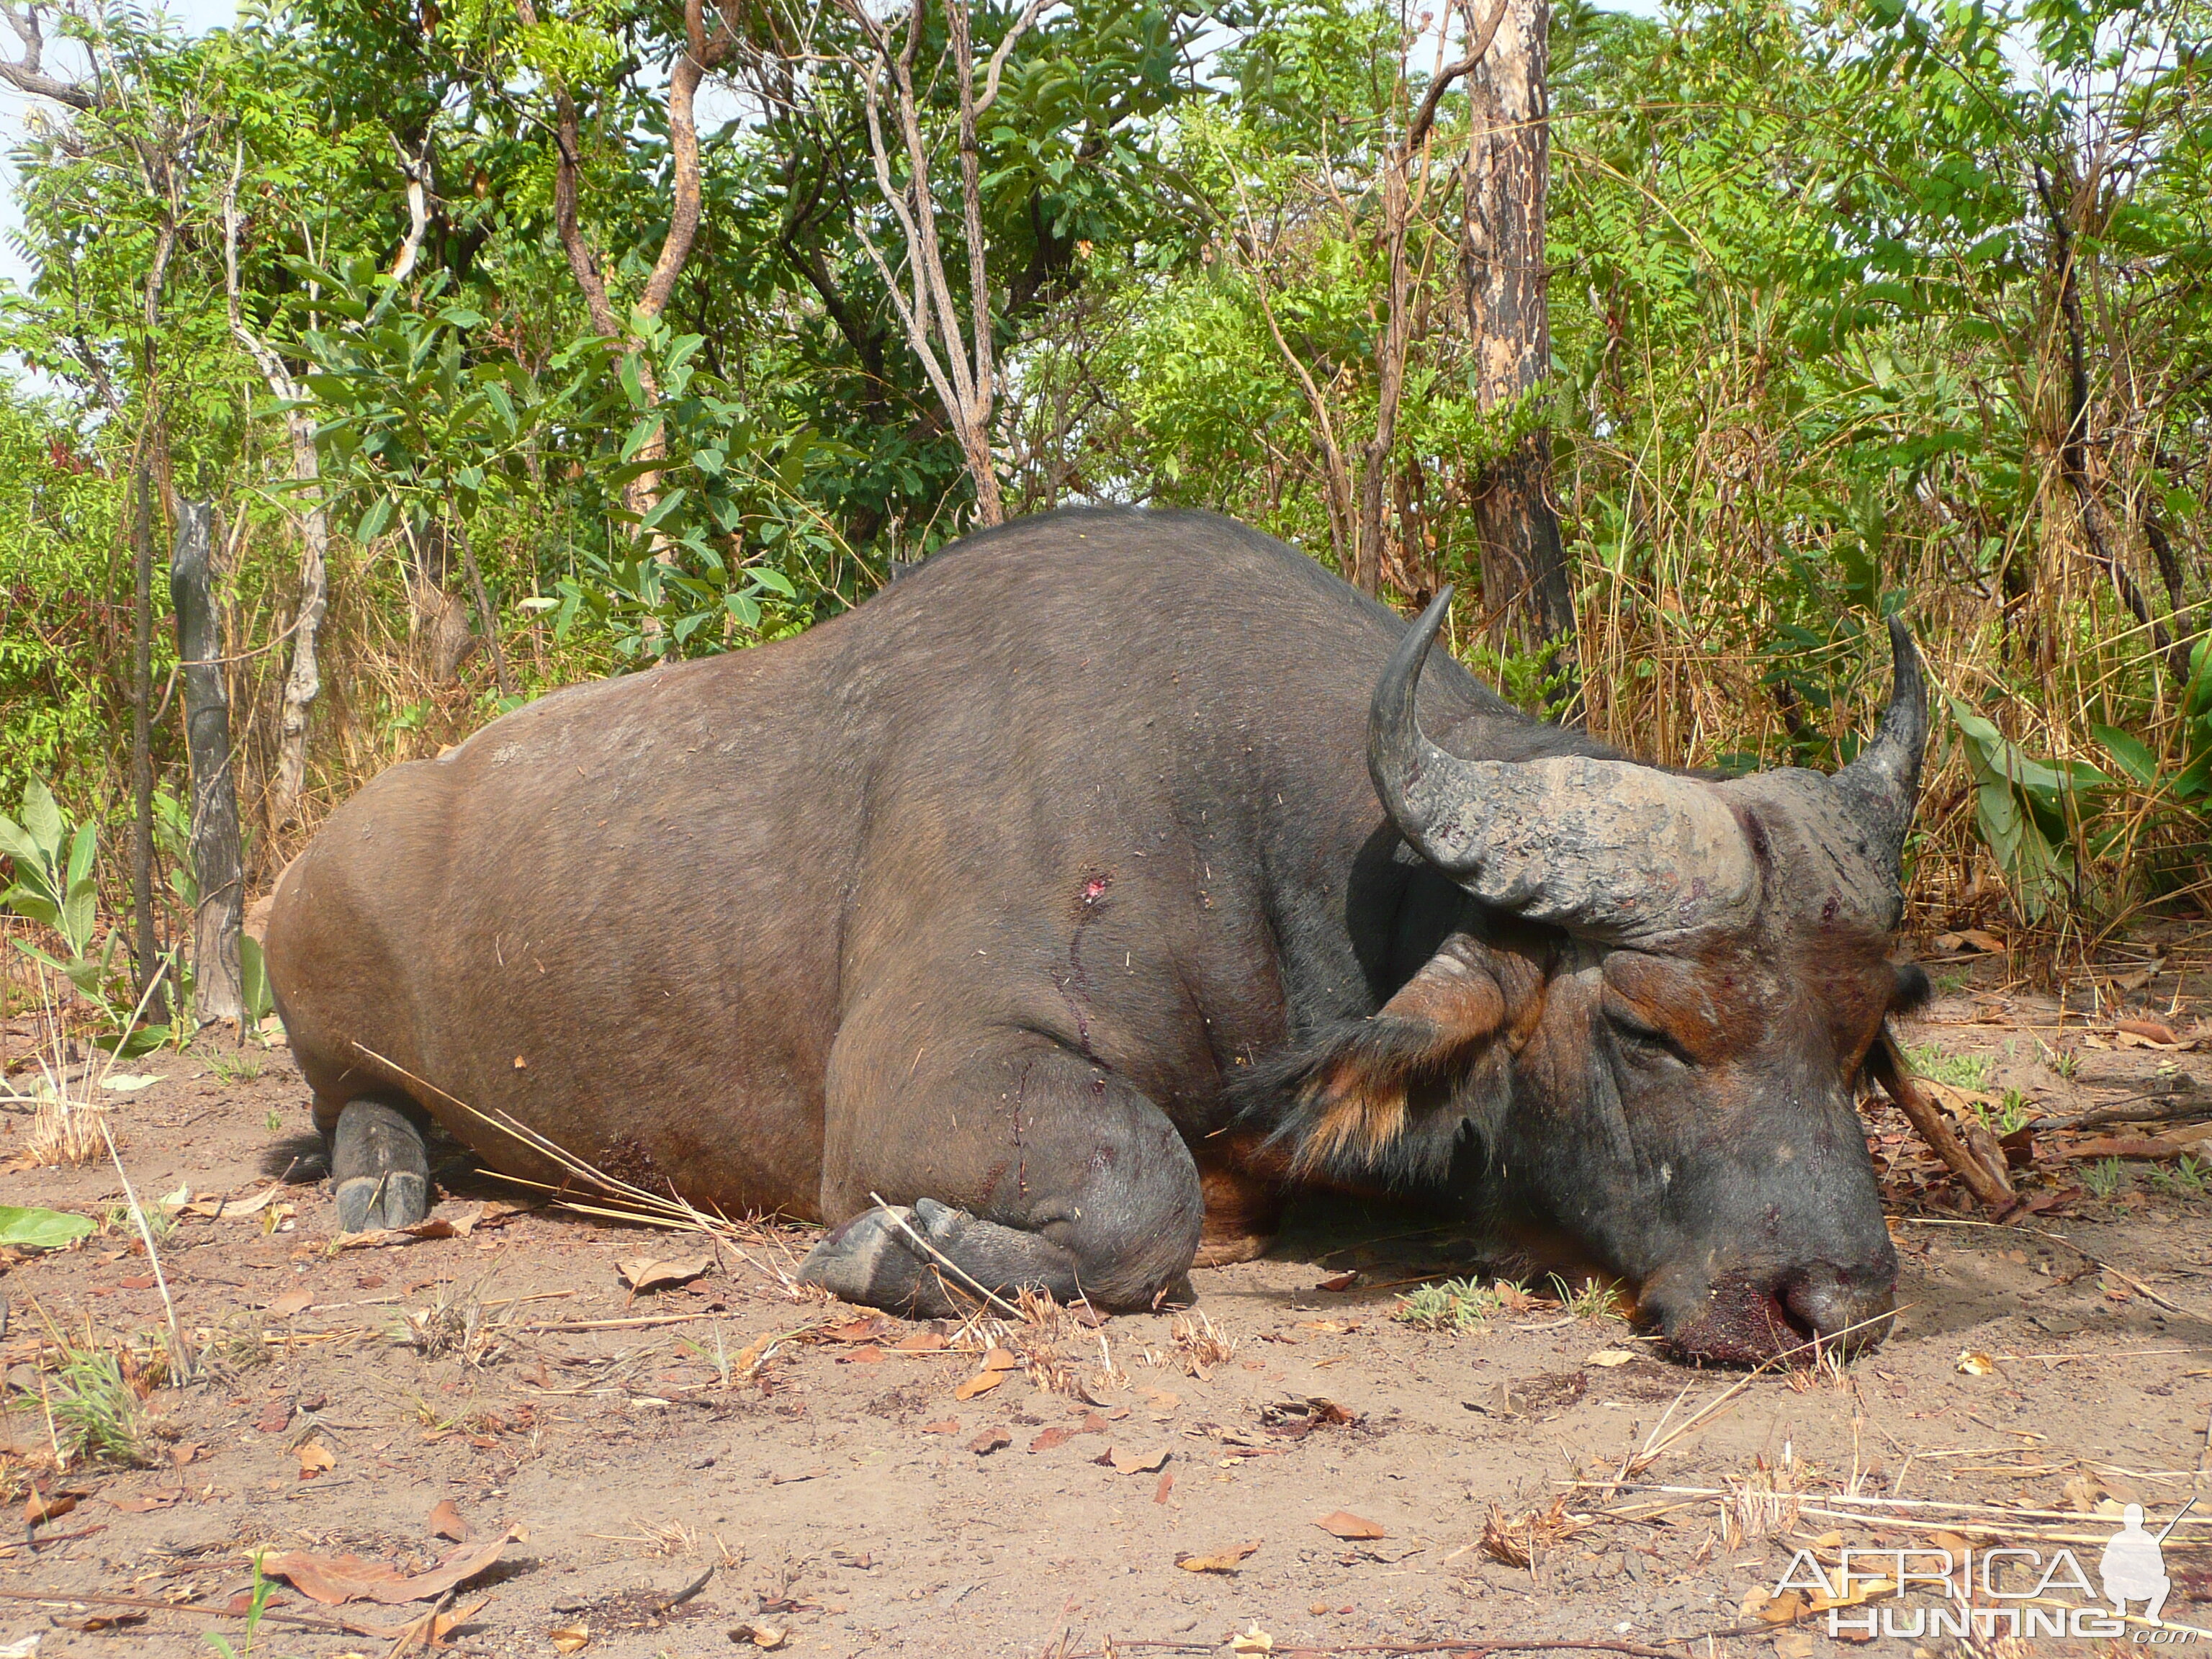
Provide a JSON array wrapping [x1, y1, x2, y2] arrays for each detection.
[[169, 500, 244, 1026], [129, 451, 168, 1026], [271, 407, 328, 829], [1462, 0, 1577, 706]]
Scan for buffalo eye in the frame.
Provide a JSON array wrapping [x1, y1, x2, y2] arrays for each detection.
[[1604, 1006, 1691, 1067], [1891, 961, 1933, 1015]]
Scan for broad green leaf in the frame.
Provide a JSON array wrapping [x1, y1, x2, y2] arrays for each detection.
[[2093, 725, 2158, 789], [0, 1205, 95, 1250]]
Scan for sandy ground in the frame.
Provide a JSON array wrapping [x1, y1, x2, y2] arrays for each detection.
[[4, 950, 2212, 1658]]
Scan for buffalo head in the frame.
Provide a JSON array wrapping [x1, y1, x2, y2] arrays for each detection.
[[1265, 595, 1928, 1364]]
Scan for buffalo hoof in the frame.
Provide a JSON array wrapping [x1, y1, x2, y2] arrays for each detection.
[[329, 1099, 430, 1233], [800, 1203, 915, 1304]]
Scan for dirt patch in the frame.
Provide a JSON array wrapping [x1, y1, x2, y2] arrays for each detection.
[[5, 962, 2212, 1655]]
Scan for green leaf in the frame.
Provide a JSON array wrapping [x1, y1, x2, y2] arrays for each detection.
[[0, 1205, 95, 1250], [65, 821, 95, 891], [356, 495, 397, 542], [2094, 725, 2159, 789], [240, 935, 274, 1025], [21, 778, 62, 859]]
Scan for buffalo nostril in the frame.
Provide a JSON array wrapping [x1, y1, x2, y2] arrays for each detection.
[[1781, 1263, 1897, 1344]]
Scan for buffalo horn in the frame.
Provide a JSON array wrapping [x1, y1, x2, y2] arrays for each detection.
[[1830, 616, 1928, 878], [1367, 588, 1757, 938]]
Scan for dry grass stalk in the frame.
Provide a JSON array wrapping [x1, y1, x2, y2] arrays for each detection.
[[395, 1280, 516, 1370], [1721, 1455, 1803, 1549], [1169, 1310, 1236, 1376], [1480, 1496, 1591, 1568]]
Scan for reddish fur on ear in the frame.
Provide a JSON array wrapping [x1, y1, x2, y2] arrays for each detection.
[[1296, 935, 1506, 1174]]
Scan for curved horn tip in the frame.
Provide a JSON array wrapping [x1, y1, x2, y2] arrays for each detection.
[[1367, 583, 1457, 836]]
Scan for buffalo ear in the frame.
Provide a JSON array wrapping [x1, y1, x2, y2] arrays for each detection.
[[1279, 933, 1506, 1176], [1891, 961, 1933, 1015]]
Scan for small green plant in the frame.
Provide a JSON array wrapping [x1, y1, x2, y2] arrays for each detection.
[[203, 1551, 277, 1656], [210, 1049, 266, 1085], [1933, 970, 1972, 996], [2150, 1156, 2208, 1197], [1550, 1274, 1627, 1322], [1972, 1087, 2033, 1138], [1397, 1277, 1512, 1332], [2082, 1158, 2131, 1200], [2041, 1041, 2082, 1081], [265, 1109, 283, 1134], [49, 1341, 150, 1467], [1904, 1043, 1994, 1090]]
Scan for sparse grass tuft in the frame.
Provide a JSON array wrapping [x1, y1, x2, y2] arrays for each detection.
[[2151, 1156, 2208, 1197], [209, 1050, 265, 1084], [49, 1342, 152, 1467], [1397, 1277, 1511, 1333], [2082, 1157, 2132, 1200], [1550, 1274, 1629, 1322], [1904, 1043, 1994, 1090]]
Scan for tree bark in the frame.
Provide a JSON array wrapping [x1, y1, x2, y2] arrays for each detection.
[[129, 451, 168, 1027], [223, 151, 329, 830], [1357, 0, 1506, 598], [1462, 0, 1576, 706], [169, 501, 244, 1026]]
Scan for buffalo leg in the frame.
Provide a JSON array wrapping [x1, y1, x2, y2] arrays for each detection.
[[802, 1042, 1204, 1318], [326, 1098, 431, 1233]]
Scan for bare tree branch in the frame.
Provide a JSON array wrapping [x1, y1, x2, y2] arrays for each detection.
[[0, 1, 92, 109]]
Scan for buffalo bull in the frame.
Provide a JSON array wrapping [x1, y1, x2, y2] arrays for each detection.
[[267, 508, 1927, 1363]]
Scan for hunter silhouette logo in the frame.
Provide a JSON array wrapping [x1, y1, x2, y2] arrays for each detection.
[[2101, 1500, 2192, 1625]]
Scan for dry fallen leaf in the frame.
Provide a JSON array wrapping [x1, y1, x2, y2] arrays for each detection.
[[428, 1498, 470, 1542], [822, 1318, 884, 1343], [1758, 1589, 1806, 1625], [1314, 1511, 1385, 1541], [968, 1427, 1012, 1455], [1586, 1349, 1637, 1367], [1956, 929, 2006, 954], [979, 1346, 1020, 1371], [920, 1419, 960, 1435], [296, 1442, 336, 1478], [1105, 1445, 1169, 1475], [1314, 1271, 1357, 1292], [1029, 1426, 1076, 1452], [1956, 1350, 1997, 1376], [2115, 1017, 2182, 1047], [729, 1623, 787, 1650], [615, 1254, 710, 1294], [1176, 1541, 1259, 1573], [892, 1331, 948, 1352], [549, 1623, 590, 1653], [108, 1490, 180, 1514], [50, 1611, 147, 1632], [1154, 1472, 1173, 1505], [264, 1527, 520, 1606], [21, 1488, 78, 1525], [1231, 1624, 1274, 1654], [269, 1287, 314, 1319], [953, 1370, 1006, 1401]]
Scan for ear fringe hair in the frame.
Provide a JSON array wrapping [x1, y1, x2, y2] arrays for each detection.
[[1231, 1014, 1492, 1190]]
